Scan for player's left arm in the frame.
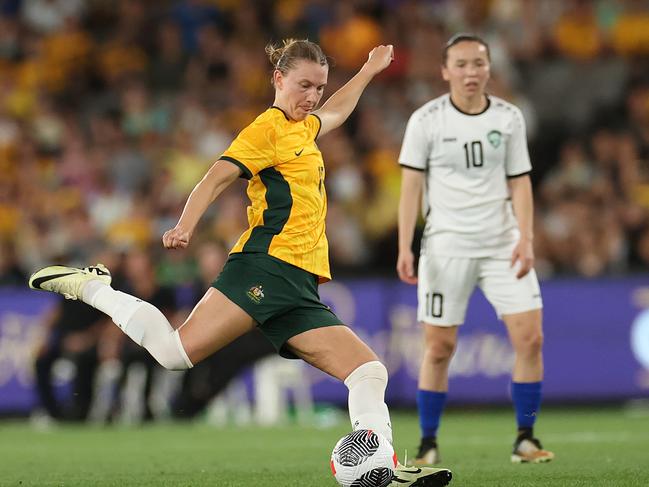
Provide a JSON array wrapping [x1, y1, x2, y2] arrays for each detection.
[[314, 45, 393, 138], [508, 174, 535, 279], [506, 106, 535, 279]]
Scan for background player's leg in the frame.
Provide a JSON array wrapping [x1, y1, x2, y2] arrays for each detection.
[[503, 308, 553, 462], [416, 324, 458, 464], [503, 309, 544, 432], [415, 256, 475, 463], [419, 324, 458, 391], [172, 330, 274, 418], [503, 309, 544, 382], [34, 341, 63, 420]]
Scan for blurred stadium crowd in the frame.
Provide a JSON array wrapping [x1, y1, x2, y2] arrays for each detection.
[[1, 0, 649, 291]]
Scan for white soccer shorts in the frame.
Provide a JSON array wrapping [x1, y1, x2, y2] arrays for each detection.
[[416, 254, 543, 326]]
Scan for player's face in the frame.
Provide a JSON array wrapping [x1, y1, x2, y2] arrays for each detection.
[[273, 60, 328, 121], [442, 41, 490, 98]]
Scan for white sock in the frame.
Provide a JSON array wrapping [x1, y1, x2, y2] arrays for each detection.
[[81, 281, 193, 370], [344, 360, 393, 444]]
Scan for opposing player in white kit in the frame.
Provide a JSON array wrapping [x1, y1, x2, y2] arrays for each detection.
[[397, 34, 554, 464]]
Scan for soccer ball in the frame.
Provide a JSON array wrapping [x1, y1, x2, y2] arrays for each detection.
[[330, 429, 397, 487]]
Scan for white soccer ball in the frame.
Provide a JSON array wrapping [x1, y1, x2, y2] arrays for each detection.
[[330, 429, 397, 487]]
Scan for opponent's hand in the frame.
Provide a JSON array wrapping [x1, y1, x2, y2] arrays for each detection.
[[163, 226, 192, 249], [364, 44, 394, 76], [511, 238, 534, 279], [397, 249, 418, 285]]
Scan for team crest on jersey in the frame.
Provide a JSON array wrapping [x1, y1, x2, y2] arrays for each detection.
[[487, 130, 502, 148]]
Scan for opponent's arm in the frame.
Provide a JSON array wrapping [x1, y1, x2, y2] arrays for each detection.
[[508, 174, 535, 278], [314, 45, 393, 138], [163, 160, 242, 249], [397, 167, 424, 284]]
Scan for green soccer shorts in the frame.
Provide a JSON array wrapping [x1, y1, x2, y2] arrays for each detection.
[[212, 252, 343, 358]]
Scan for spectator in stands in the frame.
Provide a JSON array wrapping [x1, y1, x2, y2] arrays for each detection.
[[611, 0, 649, 57], [1, 0, 649, 284], [552, 0, 603, 61], [0, 240, 26, 286]]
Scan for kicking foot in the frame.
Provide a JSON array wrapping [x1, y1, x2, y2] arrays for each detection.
[[29, 264, 111, 300], [389, 462, 452, 486]]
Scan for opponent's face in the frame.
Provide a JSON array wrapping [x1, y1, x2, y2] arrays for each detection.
[[273, 60, 328, 121], [442, 41, 490, 97]]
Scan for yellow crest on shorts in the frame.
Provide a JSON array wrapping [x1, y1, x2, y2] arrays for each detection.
[[247, 284, 265, 304]]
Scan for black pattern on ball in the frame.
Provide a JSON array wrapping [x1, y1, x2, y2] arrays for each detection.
[[350, 467, 393, 487], [334, 430, 381, 467]]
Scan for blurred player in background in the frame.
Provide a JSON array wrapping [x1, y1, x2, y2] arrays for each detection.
[[397, 34, 553, 465], [33, 299, 105, 422], [30, 39, 452, 486], [114, 248, 178, 422]]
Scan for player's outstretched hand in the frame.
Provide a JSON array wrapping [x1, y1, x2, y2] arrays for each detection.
[[397, 249, 418, 285], [163, 226, 191, 249], [364, 45, 394, 76], [511, 238, 534, 279]]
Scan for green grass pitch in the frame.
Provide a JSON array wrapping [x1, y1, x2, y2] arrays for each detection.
[[1, 406, 648, 486]]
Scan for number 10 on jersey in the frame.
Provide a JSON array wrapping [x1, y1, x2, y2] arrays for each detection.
[[463, 141, 484, 169]]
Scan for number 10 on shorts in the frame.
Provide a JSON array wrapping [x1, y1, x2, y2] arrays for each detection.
[[425, 292, 444, 318]]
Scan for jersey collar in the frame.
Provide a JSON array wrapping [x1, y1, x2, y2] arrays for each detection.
[[448, 94, 491, 116], [270, 105, 291, 121]]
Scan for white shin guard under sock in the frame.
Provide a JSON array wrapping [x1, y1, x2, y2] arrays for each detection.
[[344, 360, 393, 444], [82, 281, 193, 370]]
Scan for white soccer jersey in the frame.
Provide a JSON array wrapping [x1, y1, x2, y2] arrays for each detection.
[[399, 94, 532, 258]]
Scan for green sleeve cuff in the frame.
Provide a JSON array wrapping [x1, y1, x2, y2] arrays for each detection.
[[312, 114, 322, 140], [221, 156, 253, 179]]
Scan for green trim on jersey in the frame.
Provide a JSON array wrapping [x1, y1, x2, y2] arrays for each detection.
[[243, 167, 293, 253], [312, 113, 323, 139], [221, 156, 253, 179]]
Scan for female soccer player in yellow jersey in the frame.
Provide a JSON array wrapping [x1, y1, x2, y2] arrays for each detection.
[[30, 39, 452, 486]]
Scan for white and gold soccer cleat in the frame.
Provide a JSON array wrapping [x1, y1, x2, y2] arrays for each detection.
[[413, 437, 441, 466], [389, 462, 452, 486], [29, 264, 111, 300], [511, 437, 554, 464]]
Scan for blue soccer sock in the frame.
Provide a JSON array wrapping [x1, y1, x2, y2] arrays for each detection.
[[417, 390, 447, 439], [511, 381, 542, 434]]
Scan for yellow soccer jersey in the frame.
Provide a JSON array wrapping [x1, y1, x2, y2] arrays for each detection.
[[221, 107, 331, 282]]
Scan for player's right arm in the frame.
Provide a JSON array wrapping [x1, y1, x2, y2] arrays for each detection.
[[165, 117, 277, 250], [396, 109, 430, 284], [397, 167, 424, 284], [163, 160, 241, 249]]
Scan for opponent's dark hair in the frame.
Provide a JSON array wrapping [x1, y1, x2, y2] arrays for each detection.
[[443, 33, 490, 65], [266, 39, 328, 82]]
